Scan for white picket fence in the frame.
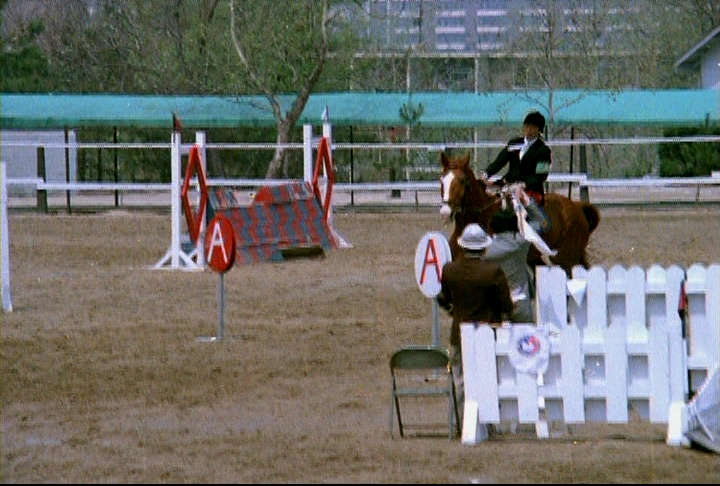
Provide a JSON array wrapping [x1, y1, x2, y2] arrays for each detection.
[[460, 263, 720, 444]]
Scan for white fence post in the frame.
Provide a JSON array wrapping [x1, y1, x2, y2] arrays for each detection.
[[686, 264, 720, 389], [558, 324, 584, 422], [2, 161, 13, 312], [461, 324, 496, 444], [303, 124, 313, 182], [154, 132, 198, 270]]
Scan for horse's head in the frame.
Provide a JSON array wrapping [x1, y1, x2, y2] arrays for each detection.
[[439, 151, 486, 222]]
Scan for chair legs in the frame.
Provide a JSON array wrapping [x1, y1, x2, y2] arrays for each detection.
[[390, 384, 404, 438], [390, 375, 461, 439], [389, 346, 461, 439], [449, 378, 461, 439]]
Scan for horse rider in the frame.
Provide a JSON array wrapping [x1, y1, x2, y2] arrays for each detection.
[[436, 223, 513, 371], [481, 110, 552, 210]]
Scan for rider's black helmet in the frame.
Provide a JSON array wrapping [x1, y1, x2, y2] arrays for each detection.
[[523, 111, 545, 133]]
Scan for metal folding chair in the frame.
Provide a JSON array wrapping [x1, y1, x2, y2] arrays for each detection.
[[389, 345, 461, 439]]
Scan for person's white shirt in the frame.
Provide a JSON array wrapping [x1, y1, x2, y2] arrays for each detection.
[[520, 136, 536, 159]]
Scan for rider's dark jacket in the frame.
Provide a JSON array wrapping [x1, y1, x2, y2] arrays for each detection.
[[486, 136, 552, 206]]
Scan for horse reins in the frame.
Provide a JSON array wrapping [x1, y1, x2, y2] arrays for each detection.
[[453, 175, 498, 218]]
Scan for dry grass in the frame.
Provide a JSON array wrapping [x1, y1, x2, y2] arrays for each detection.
[[2, 207, 719, 483]]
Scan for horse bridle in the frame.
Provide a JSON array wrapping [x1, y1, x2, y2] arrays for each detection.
[[441, 170, 497, 220]]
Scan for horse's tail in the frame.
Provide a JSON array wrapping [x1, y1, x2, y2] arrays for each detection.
[[579, 202, 601, 234]]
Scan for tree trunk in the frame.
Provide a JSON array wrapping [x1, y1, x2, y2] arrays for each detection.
[[265, 121, 291, 179]]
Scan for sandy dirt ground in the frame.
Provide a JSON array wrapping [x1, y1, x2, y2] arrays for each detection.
[[2, 204, 720, 483]]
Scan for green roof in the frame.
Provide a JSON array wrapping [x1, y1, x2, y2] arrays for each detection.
[[2, 90, 719, 130]]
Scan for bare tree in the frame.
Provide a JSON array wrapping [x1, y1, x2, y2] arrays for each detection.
[[229, 0, 357, 179], [23, 0, 234, 93], [230, 0, 325, 179], [503, 1, 637, 135]]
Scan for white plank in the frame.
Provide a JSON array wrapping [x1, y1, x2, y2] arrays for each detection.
[[626, 266, 648, 343], [461, 324, 500, 423], [584, 266, 608, 344], [561, 325, 585, 422], [517, 371, 539, 422], [536, 266, 567, 334], [606, 322, 629, 422]]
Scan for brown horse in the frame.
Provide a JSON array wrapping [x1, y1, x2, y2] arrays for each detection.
[[439, 151, 600, 275]]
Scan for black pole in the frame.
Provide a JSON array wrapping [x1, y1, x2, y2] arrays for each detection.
[[36, 146, 47, 213], [579, 144, 589, 202], [114, 127, 119, 207], [568, 126, 574, 199]]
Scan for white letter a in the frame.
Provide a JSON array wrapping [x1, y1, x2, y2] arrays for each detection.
[[207, 223, 228, 264]]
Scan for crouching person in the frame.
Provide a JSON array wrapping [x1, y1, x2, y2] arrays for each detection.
[[485, 207, 540, 323]]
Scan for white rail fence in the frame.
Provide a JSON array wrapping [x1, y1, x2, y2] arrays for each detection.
[[4, 127, 720, 210], [6, 172, 720, 209], [461, 264, 720, 444]]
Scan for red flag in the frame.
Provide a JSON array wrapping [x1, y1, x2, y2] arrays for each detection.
[[172, 112, 183, 132], [678, 278, 688, 338]]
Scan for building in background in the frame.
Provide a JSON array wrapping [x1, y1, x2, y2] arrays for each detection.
[[365, 0, 628, 54], [676, 26, 720, 89], [358, 0, 642, 92], [2, 131, 77, 196]]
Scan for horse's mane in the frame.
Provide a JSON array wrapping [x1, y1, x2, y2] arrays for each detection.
[[441, 152, 483, 187]]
